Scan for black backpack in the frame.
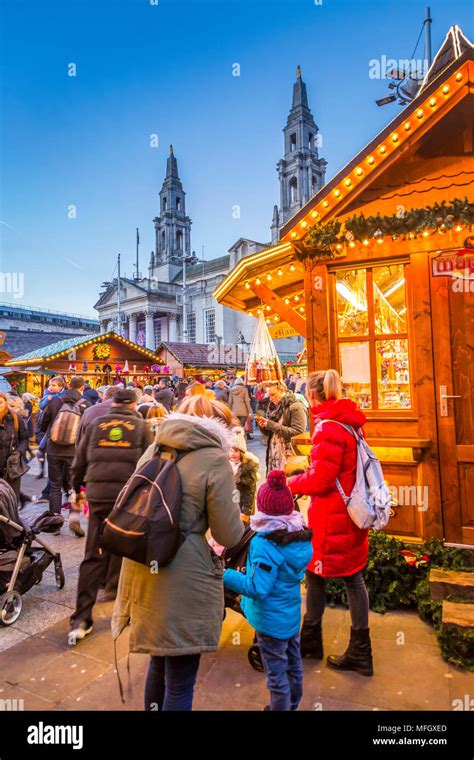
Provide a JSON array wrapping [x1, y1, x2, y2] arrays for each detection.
[[101, 447, 197, 568]]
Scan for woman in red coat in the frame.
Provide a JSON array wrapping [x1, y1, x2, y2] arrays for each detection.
[[288, 369, 373, 677]]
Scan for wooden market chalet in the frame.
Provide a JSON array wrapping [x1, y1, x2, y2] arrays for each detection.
[[4, 332, 167, 397], [214, 27, 474, 547]]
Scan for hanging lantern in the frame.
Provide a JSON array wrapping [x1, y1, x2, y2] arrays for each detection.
[[245, 313, 284, 386]]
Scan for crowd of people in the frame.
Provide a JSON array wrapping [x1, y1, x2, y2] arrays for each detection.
[[0, 368, 373, 711]]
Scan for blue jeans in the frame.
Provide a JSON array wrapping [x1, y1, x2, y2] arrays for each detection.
[[256, 632, 303, 711], [144, 654, 201, 711]]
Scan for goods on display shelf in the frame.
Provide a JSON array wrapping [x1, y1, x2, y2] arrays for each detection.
[[245, 313, 284, 385]]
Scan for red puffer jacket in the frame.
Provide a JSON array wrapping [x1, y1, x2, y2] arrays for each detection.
[[288, 398, 368, 578]]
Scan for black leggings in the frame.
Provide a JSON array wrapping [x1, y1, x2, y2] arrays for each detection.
[[304, 570, 369, 630]]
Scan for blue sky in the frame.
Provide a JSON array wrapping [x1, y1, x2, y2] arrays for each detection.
[[1, 0, 472, 316]]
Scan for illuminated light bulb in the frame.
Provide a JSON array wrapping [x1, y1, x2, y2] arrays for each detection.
[[379, 145, 387, 154], [323, 200, 329, 208], [422, 230, 429, 237], [442, 85, 450, 95], [404, 122, 411, 131], [311, 210, 319, 218], [245, 282, 251, 289], [277, 269, 283, 276], [368, 156, 375, 165], [289, 264, 295, 271], [257, 308, 262, 315], [344, 179, 352, 187], [299, 307, 305, 314], [429, 97, 437, 107], [284, 298, 290, 305], [266, 274, 272, 280], [274, 315, 279, 321], [376, 237, 384, 245], [456, 72, 462, 81], [266, 319, 271, 325], [301, 220, 308, 228], [334, 189, 341, 198], [336, 244, 343, 250], [266, 305, 271, 311], [408, 232, 414, 240], [291, 231, 297, 238], [356, 167, 363, 176], [256, 278, 261, 285], [416, 108, 423, 119], [363, 239, 369, 246], [349, 241, 355, 248], [392, 133, 399, 143], [455, 225, 462, 232]]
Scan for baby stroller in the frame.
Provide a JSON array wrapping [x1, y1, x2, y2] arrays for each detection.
[[0, 480, 65, 626], [222, 526, 264, 672]]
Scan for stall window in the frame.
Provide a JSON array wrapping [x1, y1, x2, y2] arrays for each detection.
[[335, 263, 411, 410]]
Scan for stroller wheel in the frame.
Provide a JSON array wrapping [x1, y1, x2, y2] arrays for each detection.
[[0, 591, 23, 626], [247, 644, 265, 672], [55, 564, 65, 590]]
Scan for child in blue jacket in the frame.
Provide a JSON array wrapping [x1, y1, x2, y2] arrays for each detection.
[[224, 469, 313, 711]]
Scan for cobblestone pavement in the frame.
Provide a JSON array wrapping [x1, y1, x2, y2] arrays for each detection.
[[0, 438, 471, 711]]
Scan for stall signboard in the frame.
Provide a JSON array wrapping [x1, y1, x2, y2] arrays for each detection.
[[268, 323, 299, 340], [432, 249, 474, 279]]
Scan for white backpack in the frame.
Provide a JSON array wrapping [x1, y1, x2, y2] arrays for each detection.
[[319, 420, 392, 531]]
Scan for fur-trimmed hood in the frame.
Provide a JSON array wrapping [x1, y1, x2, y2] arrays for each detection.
[[154, 412, 233, 452]]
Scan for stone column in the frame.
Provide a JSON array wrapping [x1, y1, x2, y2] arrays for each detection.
[[145, 311, 155, 350], [128, 313, 137, 344], [168, 314, 179, 342]]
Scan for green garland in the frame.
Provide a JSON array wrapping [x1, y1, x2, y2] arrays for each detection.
[[295, 197, 474, 261], [323, 533, 473, 671]]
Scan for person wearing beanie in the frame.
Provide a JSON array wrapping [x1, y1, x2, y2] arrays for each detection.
[[224, 470, 313, 711], [68, 386, 153, 644], [228, 426, 260, 522]]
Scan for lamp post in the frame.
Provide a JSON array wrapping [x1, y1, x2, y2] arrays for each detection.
[[181, 249, 204, 342]]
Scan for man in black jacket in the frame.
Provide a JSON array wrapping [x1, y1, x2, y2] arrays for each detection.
[[153, 379, 174, 412], [68, 388, 153, 643], [39, 376, 90, 519]]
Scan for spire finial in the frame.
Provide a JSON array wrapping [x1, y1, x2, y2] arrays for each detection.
[[296, 65, 301, 79], [169, 144, 174, 154]]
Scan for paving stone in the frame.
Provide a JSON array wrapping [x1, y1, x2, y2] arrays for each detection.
[[14, 597, 71, 635], [0, 635, 64, 685], [0, 682, 55, 711], [0, 626, 29, 652], [17, 649, 110, 704]]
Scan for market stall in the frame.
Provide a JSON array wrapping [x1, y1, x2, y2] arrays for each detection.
[[214, 27, 474, 546], [5, 332, 167, 400], [156, 341, 246, 381]]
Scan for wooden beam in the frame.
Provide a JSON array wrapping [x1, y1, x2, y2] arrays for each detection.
[[430, 569, 474, 601], [250, 281, 307, 338]]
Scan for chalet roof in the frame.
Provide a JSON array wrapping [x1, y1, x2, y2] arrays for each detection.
[[6, 331, 160, 366], [2, 330, 80, 360], [157, 342, 245, 368], [420, 25, 473, 91], [278, 25, 473, 240]]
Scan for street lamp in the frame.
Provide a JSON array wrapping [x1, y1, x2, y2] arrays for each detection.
[[181, 249, 199, 342]]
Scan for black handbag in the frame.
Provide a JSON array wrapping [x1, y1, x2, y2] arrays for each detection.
[[5, 416, 30, 480]]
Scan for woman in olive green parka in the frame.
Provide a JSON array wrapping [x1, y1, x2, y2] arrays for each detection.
[[112, 396, 244, 711]]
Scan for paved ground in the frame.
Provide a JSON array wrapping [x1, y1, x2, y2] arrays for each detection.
[[0, 438, 472, 711]]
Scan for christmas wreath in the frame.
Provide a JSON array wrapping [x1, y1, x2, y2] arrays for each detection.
[[93, 343, 111, 360]]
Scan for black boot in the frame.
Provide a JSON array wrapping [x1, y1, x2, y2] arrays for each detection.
[[300, 621, 323, 659], [327, 627, 373, 676]]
